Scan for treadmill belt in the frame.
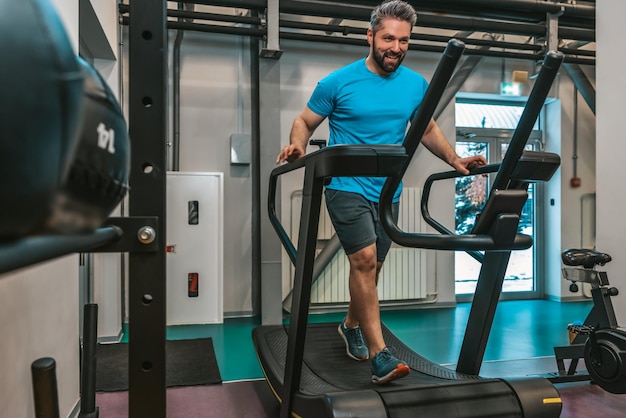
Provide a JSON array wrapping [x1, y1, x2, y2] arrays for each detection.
[[304, 323, 479, 392]]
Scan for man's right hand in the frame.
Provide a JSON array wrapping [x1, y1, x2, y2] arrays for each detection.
[[279, 106, 325, 164], [276, 144, 306, 164]]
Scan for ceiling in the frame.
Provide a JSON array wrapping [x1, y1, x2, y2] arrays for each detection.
[[121, 1, 596, 65]]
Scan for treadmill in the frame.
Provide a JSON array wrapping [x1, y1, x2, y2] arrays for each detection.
[[254, 39, 565, 418]]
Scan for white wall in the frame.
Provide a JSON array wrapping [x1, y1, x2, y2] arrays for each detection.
[[166, 31, 254, 315], [544, 99, 563, 299], [553, 69, 597, 300], [596, 1, 626, 324], [0, 257, 80, 418]]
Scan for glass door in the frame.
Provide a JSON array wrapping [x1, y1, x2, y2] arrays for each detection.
[[454, 128, 542, 300]]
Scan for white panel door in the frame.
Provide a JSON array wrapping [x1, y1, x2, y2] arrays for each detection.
[[166, 172, 223, 324]]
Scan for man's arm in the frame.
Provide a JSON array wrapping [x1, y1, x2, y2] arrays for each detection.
[[276, 106, 326, 164], [421, 118, 486, 174]]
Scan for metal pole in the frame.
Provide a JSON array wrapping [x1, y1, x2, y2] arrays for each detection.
[[79, 304, 99, 418], [127, 0, 168, 416], [31, 358, 60, 418]]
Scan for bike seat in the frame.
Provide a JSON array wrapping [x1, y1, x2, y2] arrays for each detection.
[[561, 248, 612, 269]]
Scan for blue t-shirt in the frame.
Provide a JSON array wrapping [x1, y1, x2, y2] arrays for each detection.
[[307, 58, 429, 203]]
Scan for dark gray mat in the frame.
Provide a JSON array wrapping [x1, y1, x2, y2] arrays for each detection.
[[96, 338, 222, 392]]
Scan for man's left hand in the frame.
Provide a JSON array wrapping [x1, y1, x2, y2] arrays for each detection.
[[451, 155, 487, 175]]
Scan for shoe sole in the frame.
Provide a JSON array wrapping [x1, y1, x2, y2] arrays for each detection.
[[372, 364, 411, 385], [337, 324, 369, 361]]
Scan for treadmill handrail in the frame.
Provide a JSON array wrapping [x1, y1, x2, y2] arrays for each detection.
[[421, 164, 500, 262], [268, 144, 408, 265], [421, 164, 500, 237], [421, 150, 561, 239], [379, 50, 564, 252]]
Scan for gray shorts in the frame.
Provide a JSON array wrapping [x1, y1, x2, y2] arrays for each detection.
[[324, 189, 399, 262]]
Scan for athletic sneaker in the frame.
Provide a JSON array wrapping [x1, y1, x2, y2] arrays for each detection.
[[371, 348, 410, 384], [338, 319, 369, 361]]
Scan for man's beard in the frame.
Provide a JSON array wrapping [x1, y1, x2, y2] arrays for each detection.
[[372, 39, 405, 74]]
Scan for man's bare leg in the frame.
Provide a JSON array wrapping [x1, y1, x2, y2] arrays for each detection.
[[343, 243, 410, 384], [344, 243, 386, 355]]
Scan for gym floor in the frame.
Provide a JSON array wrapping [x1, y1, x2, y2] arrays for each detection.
[[98, 299, 626, 417]]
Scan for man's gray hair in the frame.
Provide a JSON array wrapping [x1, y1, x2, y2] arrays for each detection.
[[370, 0, 417, 32]]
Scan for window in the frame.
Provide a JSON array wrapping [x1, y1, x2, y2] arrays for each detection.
[[455, 102, 538, 130]]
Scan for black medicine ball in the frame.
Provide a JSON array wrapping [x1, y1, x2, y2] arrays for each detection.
[[45, 57, 131, 233], [0, 0, 84, 239]]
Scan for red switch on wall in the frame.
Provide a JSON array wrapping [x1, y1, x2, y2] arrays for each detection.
[[188, 273, 199, 297]]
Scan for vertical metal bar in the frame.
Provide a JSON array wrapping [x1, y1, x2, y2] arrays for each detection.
[[590, 276, 619, 329], [280, 167, 325, 418], [79, 304, 98, 417], [456, 251, 511, 375], [250, 11, 262, 316], [31, 358, 60, 418], [128, 1, 168, 417], [260, 0, 283, 58], [86, 253, 94, 303], [259, 56, 283, 325], [266, 0, 279, 50], [546, 10, 562, 55]]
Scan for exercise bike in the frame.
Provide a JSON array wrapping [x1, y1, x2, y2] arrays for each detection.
[[551, 248, 626, 394]]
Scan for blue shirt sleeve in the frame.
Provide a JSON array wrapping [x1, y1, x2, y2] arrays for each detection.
[[307, 74, 337, 118]]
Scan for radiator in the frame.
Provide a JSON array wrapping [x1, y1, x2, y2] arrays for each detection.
[[290, 187, 428, 303]]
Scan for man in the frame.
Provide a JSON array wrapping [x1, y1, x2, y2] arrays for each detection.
[[276, 0, 486, 384]]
